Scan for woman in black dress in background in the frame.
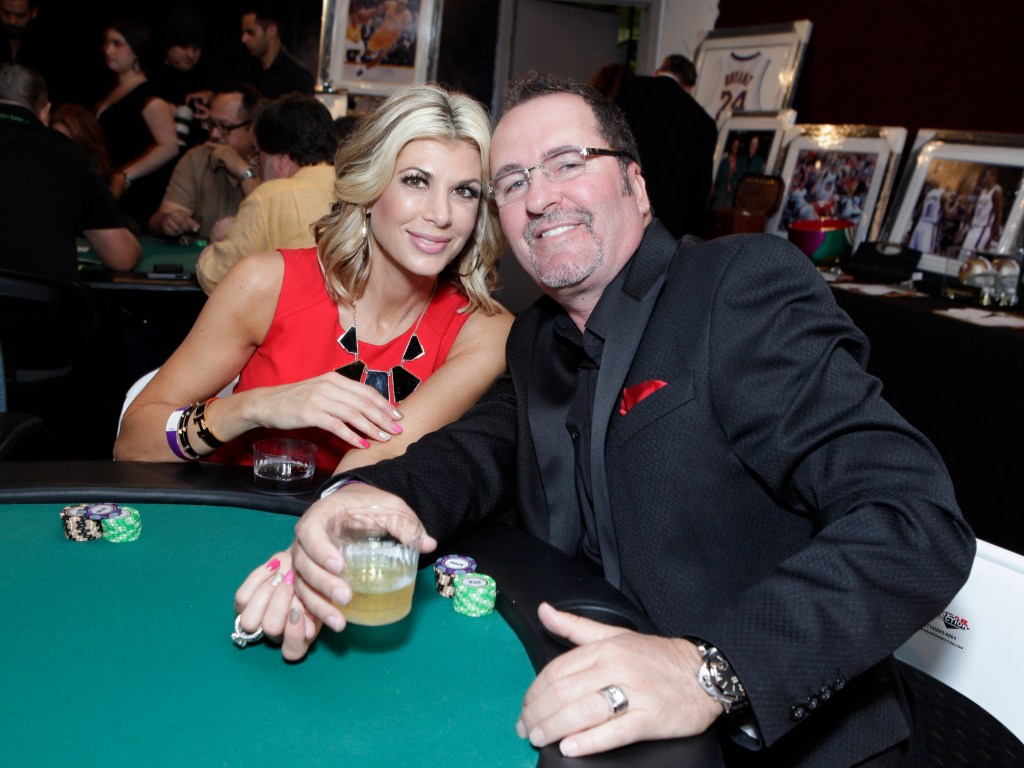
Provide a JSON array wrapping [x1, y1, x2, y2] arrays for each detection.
[[95, 20, 179, 231]]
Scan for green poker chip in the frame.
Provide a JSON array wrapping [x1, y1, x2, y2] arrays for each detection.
[[452, 573, 496, 617]]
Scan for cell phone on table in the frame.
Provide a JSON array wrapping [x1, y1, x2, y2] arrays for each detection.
[[146, 263, 194, 280]]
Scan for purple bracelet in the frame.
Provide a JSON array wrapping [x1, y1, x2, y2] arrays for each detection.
[[165, 407, 191, 461]]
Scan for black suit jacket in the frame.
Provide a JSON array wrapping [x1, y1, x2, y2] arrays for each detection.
[[615, 76, 718, 239], [355, 223, 975, 768]]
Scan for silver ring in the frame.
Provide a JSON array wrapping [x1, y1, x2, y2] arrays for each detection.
[[599, 685, 628, 718], [270, 572, 284, 587], [231, 614, 264, 648]]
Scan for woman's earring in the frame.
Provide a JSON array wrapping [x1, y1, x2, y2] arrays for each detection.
[[362, 212, 372, 259], [360, 210, 367, 240]]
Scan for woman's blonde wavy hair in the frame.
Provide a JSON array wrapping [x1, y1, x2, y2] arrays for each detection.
[[313, 83, 504, 315]]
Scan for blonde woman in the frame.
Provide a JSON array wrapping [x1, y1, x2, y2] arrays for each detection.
[[114, 83, 512, 477]]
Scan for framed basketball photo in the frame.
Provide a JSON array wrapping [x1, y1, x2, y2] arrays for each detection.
[[710, 110, 795, 210], [881, 130, 1024, 278], [316, 0, 442, 96], [766, 124, 908, 249], [693, 21, 813, 126]]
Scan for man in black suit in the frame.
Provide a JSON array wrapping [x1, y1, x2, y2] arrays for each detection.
[[273, 73, 973, 767], [614, 54, 717, 239]]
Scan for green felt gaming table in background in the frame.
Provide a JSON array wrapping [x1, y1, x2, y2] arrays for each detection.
[[78, 236, 203, 282]]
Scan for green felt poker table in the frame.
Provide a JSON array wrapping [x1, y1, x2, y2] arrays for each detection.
[[0, 461, 724, 768], [79, 236, 204, 287]]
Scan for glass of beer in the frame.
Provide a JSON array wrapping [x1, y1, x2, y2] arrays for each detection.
[[338, 507, 424, 626]]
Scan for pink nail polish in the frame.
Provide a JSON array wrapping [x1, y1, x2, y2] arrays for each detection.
[[283, 570, 295, 585], [266, 557, 281, 570], [359, 438, 370, 448], [391, 422, 403, 434]]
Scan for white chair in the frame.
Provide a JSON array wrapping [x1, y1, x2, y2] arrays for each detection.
[[116, 368, 237, 437], [895, 538, 1024, 761]]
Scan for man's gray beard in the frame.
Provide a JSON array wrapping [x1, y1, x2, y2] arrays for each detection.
[[524, 207, 603, 288], [532, 249, 603, 288]]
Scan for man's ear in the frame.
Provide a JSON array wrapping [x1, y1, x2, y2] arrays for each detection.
[[629, 164, 651, 219], [38, 101, 52, 127]]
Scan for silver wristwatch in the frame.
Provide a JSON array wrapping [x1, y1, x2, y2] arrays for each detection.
[[696, 644, 748, 713]]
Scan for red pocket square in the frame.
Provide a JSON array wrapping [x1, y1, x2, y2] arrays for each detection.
[[618, 379, 667, 416]]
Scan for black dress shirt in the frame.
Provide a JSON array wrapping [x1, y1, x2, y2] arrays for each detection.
[[250, 48, 314, 98], [552, 265, 631, 571]]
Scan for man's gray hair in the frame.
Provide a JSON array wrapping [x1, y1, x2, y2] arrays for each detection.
[[0, 63, 48, 112]]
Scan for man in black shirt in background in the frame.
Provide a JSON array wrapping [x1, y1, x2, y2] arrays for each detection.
[[0, 63, 139, 280], [239, 2, 314, 98]]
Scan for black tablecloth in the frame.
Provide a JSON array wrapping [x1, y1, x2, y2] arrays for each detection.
[[832, 287, 1024, 555]]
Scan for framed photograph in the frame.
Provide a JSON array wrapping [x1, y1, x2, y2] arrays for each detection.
[[881, 130, 1024, 277], [766, 124, 909, 249], [316, 0, 442, 96], [693, 21, 813, 126], [710, 110, 795, 210]]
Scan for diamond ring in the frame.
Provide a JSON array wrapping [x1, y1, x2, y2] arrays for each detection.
[[231, 614, 264, 648]]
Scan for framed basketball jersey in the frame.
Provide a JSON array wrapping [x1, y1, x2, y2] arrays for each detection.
[[694, 21, 813, 127]]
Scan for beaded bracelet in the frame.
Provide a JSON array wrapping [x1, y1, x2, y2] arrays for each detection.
[[192, 397, 226, 450], [165, 406, 199, 460], [176, 403, 201, 459]]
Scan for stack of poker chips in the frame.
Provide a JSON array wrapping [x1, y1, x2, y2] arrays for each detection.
[[60, 505, 105, 541], [434, 554, 477, 598], [60, 503, 142, 543], [452, 573, 497, 618]]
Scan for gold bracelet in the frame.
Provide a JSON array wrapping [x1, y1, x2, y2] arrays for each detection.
[[192, 397, 226, 450]]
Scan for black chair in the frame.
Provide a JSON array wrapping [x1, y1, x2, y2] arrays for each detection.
[[0, 269, 110, 457], [0, 341, 43, 458], [900, 663, 1023, 767], [0, 269, 101, 391]]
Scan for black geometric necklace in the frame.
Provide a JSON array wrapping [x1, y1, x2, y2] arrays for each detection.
[[336, 282, 436, 403]]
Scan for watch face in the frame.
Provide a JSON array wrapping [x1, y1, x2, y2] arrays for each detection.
[[714, 666, 744, 702], [705, 650, 747, 707]]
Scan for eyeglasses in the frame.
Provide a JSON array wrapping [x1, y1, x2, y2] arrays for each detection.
[[203, 119, 252, 135], [489, 146, 634, 207]]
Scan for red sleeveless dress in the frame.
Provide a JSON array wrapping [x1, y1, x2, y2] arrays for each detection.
[[209, 247, 471, 472]]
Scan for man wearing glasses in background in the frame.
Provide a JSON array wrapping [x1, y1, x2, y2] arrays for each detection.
[[149, 84, 263, 241], [195, 92, 336, 295], [277, 72, 974, 768]]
